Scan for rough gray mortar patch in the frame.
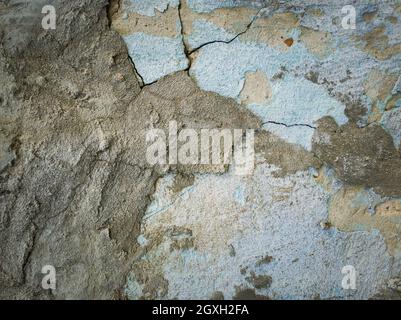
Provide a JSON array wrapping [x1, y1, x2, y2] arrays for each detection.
[[312, 117, 401, 197]]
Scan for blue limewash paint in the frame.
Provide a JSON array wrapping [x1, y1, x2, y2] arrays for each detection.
[[124, 33, 188, 84]]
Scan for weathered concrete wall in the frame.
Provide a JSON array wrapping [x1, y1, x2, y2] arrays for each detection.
[[0, 0, 400, 299]]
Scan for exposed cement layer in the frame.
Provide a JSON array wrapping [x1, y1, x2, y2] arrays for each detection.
[[312, 117, 401, 197], [1, 0, 401, 300], [0, 0, 146, 299], [123, 71, 262, 176], [255, 130, 321, 177]]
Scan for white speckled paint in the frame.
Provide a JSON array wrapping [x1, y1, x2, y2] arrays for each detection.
[[190, 39, 348, 150], [126, 0, 179, 16]]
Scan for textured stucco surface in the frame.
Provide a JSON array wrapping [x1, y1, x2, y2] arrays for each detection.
[[0, 0, 401, 300]]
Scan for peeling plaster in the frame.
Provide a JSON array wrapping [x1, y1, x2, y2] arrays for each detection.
[[3, 0, 400, 300], [107, 0, 401, 300], [126, 163, 396, 299], [124, 33, 189, 84]]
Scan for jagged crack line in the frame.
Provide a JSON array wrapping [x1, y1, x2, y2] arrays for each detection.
[[178, 0, 192, 72], [262, 120, 316, 130], [126, 54, 146, 87], [128, 54, 159, 87], [187, 6, 267, 55]]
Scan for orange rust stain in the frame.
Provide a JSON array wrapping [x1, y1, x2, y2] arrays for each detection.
[[284, 38, 294, 47]]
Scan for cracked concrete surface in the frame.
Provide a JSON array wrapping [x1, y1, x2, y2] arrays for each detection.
[[0, 0, 401, 299]]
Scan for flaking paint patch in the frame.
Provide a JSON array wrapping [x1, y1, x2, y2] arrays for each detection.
[[125, 162, 396, 299], [328, 187, 401, 255], [186, 2, 401, 134], [183, 10, 301, 52], [187, 19, 237, 50], [249, 75, 348, 150], [238, 12, 300, 51], [106, 1, 401, 300], [190, 40, 315, 99], [299, 26, 333, 59], [124, 33, 189, 84], [189, 39, 347, 150], [179, 3, 257, 51], [112, 5, 180, 38], [114, 1, 188, 84], [355, 25, 401, 60], [364, 69, 400, 123]]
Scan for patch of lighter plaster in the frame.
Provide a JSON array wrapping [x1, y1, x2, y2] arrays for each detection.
[[239, 70, 271, 105]]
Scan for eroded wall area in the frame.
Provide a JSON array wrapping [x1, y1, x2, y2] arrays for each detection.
[[111, 0, 401, 299], [0, 0, 400, 299]]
